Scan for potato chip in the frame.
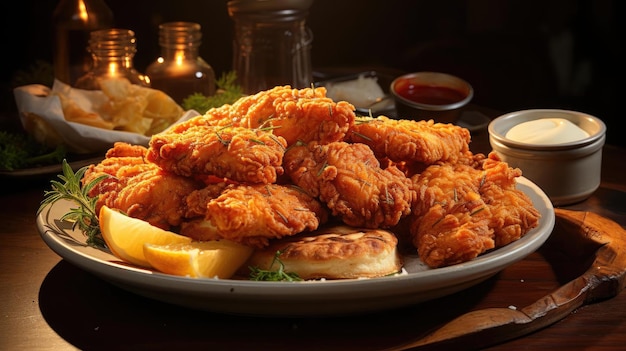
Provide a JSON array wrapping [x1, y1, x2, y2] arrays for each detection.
[[55, 93, 115, 129], [54, 77, 184, 136]]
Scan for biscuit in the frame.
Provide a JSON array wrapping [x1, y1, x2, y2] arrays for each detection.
[[246, 225, 403, 280]]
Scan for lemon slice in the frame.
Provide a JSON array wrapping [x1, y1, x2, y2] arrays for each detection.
[[143, 240, 254, 279], [99, 205, 192, 267]]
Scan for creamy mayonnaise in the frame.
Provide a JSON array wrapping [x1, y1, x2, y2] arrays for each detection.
[[505, 118, 590, 144]]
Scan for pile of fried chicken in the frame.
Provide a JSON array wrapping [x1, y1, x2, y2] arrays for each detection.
[[82, 86, 540, 269]]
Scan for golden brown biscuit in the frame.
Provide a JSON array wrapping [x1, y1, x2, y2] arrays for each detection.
[[246, 225, 403, 280]]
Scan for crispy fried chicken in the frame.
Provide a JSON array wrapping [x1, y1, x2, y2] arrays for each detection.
[[410, 152, 540, 268], [284, 141, 415, 228], [81, 85, 543, 273], [180, 183, 329, 247], [346, 116, 472, 169], [83, 142, 205, 230], [175, 86, 355, 146], [147, 125, 287, 184]]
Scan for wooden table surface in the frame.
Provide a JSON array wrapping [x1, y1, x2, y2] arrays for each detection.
[[1, 105, 625, 350]]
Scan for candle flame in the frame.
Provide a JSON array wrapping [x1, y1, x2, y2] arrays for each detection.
[[78, 0, 88, 22], [108, 62, 119, 76], [175, 51, 184, 66]]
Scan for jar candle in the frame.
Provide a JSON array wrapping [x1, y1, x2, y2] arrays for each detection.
[[146, 22, 216, 105], [74, 28, 149, 90]]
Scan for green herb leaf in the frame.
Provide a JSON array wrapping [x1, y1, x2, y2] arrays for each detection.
[[38, 160, 108, 247], [249, 251, 302, 281], [0, 131, 66, 171], [182, 71, 244, 114]]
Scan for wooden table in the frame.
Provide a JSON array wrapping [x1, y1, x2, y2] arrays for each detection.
[[1, 106, 625, 350]]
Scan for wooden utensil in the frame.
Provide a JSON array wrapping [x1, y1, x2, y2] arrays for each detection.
[[385, 208, 626, 351]]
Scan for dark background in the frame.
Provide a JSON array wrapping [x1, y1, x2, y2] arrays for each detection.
[[1, 0, 623, 146]]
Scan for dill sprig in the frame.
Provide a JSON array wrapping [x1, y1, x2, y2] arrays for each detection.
[[38, 160, 108, 247], [249, 251, 302, 281]]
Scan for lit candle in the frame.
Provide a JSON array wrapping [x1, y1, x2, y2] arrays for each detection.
[[107, 62, 119, 77]]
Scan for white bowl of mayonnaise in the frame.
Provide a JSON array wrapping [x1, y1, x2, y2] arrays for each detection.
[[488, 109, 606, 206]]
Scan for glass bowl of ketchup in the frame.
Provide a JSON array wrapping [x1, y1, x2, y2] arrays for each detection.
[[390, 71, 473, 124]]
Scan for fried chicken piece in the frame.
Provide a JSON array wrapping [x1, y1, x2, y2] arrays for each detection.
[[284, 141, 415, 228], [176, 86, 355, 146], [410, 164, 495, 268], [180, 183, 329, 248], [182, 182, 230, 218], [346, 116, 472, 168], [147, 125, 287, 184], [107, 167, 205, 230], [83, 142, 155, 204], [83, 142, 149, 183], [480, 153, 541, 247], [409, 152, 540, 268], [83, 142, 204, 230]]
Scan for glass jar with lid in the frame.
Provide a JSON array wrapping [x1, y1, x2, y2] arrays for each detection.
[[227, 0, 314, 94], [74, 28, 150, 90], [145, 22, 216, 105]]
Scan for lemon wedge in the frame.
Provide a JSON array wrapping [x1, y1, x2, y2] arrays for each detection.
[[99, 205, 192, 267], [143, 240, 254, 279]]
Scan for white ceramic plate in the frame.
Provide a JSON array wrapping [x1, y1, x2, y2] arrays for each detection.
[[37, 177, 554, 317]]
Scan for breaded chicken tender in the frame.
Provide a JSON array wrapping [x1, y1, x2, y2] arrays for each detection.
[[410, 152, 540, 268], [147, 125, 287, 184], [284, 141, 415, 228], [180, 86, 356, 146], [180, 183, 329, 248], [83, 142, 204, 230], [479, 153, 542, 247], [347, 116, 472, 167]]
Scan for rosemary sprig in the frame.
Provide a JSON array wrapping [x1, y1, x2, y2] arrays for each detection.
[[249, 251, 302, 281], [316, 161, 328, 176], [38, 160, 108, 247], [479, 173, 487, 188], [350, 131, 372, 141], [470, 207, 486, 216]]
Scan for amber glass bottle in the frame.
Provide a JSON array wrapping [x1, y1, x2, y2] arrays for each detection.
[[52, 0, 114, 86]]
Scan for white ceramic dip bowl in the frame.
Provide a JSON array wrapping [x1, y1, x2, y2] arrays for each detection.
[[488, 109, 606, 206]]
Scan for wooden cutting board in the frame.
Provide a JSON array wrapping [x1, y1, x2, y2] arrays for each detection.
[[384, 208, 626, 351]]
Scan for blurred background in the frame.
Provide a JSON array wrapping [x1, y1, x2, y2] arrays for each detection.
[[1, 0, 623, 146]]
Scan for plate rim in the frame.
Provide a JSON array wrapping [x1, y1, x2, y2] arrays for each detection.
[[37, 176, 555, 316]]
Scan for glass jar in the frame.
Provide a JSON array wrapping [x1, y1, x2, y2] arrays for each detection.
[[145, 22, 216, 104], [74, 28, 150, 90], [227, 0, 314, 94], [52, 0, 114, 86]]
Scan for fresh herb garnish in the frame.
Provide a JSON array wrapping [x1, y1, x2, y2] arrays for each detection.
[[249, 251, 302, 281], [38, 160, 108, 247], [11, 59, 54, 88], [0, 131, 67, 171], [182, 71, 244, 114]]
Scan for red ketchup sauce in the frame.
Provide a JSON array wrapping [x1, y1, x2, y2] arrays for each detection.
[[395, 82, 466, 105]]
